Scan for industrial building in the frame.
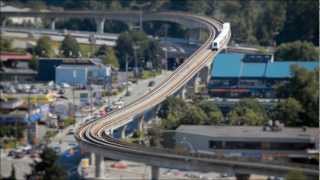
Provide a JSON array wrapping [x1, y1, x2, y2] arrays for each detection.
[[175, 125, 319, 160], [37, 58, 111, 86], [0, 52, 36, 82], [209, 53, 318, 98]]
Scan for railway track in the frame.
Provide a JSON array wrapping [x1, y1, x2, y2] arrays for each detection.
[[74, 12, 318, 178]]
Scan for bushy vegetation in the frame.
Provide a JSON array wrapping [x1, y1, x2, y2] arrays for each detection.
[[115, 31, 162, 71], [7, 0, 318, 46], [27, 148, 67, 180], [159, 65, 318, 129], [275, 41, 319, 61]]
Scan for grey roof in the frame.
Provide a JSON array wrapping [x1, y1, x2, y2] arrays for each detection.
[[176, 125, 319, 142], [0, 67, 37, 75]]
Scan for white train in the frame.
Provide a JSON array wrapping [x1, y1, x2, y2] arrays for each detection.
[[211, 23, 231, 50]]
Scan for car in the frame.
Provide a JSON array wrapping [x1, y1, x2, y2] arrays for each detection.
[[53, 146, 61, 154], [148, 81, 155, 87], [67, 128, 75, 135], [14, 151, 24, 159], [8, 150, 16, 157]]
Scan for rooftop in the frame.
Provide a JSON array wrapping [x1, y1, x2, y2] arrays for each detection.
[[176, 125, 319, 142], [211, 53, 318, 79], [0, 52, 33, 61]]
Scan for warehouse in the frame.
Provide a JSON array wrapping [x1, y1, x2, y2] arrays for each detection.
[[175, 125, 319, 160], [209, 53, 318, 98]]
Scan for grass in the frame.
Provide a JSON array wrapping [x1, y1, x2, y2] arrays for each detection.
[[64, 117, 76, 127], [12, 37, 98, 57], [141, 70, 161, 79], [3, 139, 19, 149], [45, 130, 59, 139]]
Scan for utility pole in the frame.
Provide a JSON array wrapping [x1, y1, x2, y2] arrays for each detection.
[[131, 2, 151, 31], [125, 55, 129, 96], [72, 70, 76, 125], [133, 44, 140, 78]]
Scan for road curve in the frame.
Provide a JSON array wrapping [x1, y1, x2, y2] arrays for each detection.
[[74, 12, 318, 178]]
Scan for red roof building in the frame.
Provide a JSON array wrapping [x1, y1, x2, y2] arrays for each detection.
[[0, 52, 33, 62]]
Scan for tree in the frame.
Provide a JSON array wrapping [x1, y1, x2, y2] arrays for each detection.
[[228, 98, 268, 126], [283, 65, 319, 126], [144, 40, 162, 70], [60, 34, 80, 58], [0, 38, 12, 52], [34, 36, 53, 57], [103, 47, 119, 69], [27, 148, 67, 180], [285, 170, 306, 180], [115, 31, 150, 70], [29, 55, 38, 70], [179, 105, 207, 125], [255, 1, 286, 46], [275, 41, 319, 61], [96, 44, 108, 56], [198, 100, 224, 125], [274, 98, 304, 126], [277, 0, 319, 45]]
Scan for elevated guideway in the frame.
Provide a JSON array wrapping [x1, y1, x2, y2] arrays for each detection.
[[2, 10, 318, 180]]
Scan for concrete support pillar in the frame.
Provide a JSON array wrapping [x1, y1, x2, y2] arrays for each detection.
[[235, 173, 250, 180], [50, 18, 56, 31], [96, 17, 105, 34], [199, 66, 211, 86], [1, 18, 7, 27], [178, 86, 187, 99], [150, 166, 160, 180], [193, 73, 201, 94], [120, 125, 127, 139], [90, 152, 95, 166], [95, 154, 105, 178], [138, 115, 144, 132]]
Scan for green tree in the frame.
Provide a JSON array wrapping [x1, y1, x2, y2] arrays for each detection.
[[285, 170, 306, 180], [34, 36, 53, 57], [144, 40, 162, 70], [285, 65, 319, 126], [198, 100, 224, 125], [256, 1, 286, 46], [60, 34, 80, 58], [103, 47, 119, 69], [228, 98, 268, 125], [96, 44, 108, 56], [0, 38, 12, 52], [277, 0, 319, 45], [28, 148, 67, 180], [115, 31, 150, 70], [275, 41, 319, 61], [274, 98, 304, 126], [29, 56, 38, 70], [180, 105, 207, 125]]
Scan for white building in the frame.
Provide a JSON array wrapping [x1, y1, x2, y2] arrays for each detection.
[[1, 2, 42, 25]]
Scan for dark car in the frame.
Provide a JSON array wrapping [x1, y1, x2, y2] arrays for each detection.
[[8, 150, 16, 157], [15, 151, 24, 159], [148, 81, 155, 87]]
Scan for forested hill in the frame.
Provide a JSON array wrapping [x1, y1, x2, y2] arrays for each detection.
[[4, 0, 319, 46]]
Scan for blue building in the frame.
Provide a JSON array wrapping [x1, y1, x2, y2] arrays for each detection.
[[37, 58, 106, 82], [209, 53, 318, 98], [55, 64, 111, 86]]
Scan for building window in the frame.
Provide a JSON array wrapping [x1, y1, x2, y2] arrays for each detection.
[[269, 142, 314, 151], [209, 141, 223, 149], [225, 141, 261, 150]]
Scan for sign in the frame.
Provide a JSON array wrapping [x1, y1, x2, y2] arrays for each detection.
[[80, 92, 89, 105]]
